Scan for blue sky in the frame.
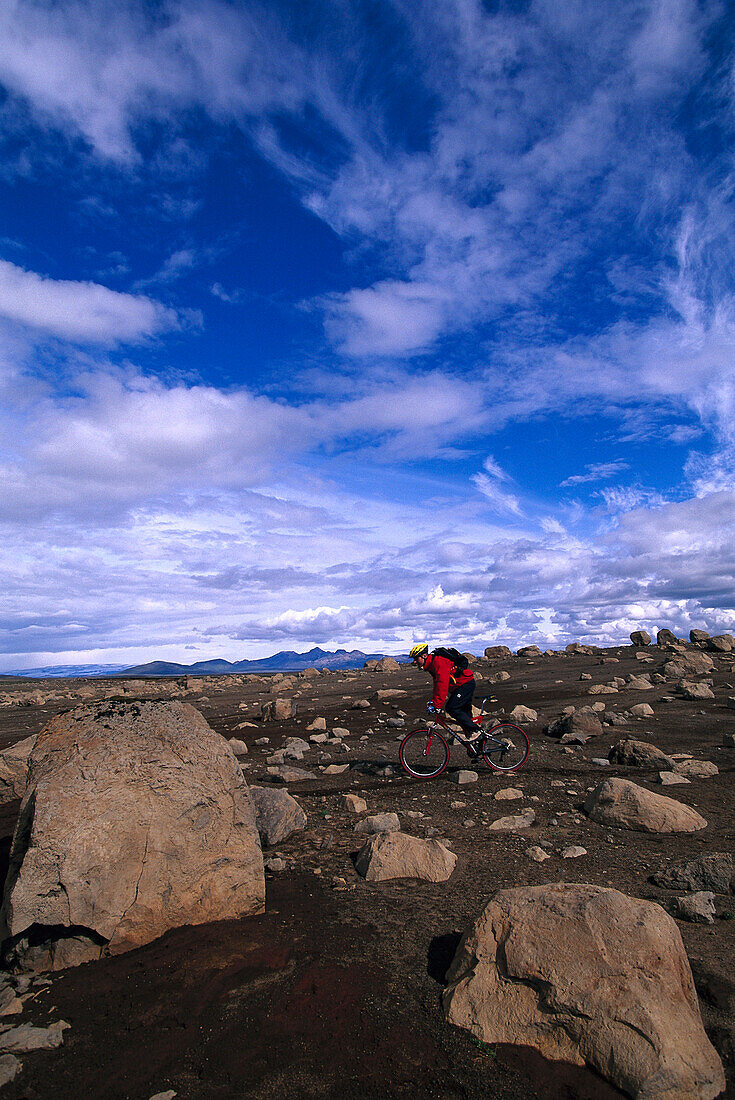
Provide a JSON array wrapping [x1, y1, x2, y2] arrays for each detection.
[[1, 0, 734, 669]]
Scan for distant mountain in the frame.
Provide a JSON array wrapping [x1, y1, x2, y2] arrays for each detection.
[[0, 663, 127, 679], [118, 646, 405, 677]]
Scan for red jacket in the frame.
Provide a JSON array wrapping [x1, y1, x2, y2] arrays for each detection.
[[425, 653, 474, 709]]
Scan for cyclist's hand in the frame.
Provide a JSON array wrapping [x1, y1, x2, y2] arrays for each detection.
[[426, 701, 437, 714]]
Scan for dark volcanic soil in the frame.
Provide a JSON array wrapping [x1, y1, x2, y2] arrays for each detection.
[[0, 643, 733, 1100]]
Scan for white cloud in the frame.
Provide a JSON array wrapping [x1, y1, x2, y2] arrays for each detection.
[[0, 259, 178, 344], [560, 461, 630, 487]]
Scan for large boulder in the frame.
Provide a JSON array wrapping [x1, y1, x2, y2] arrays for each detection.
[[484, 646, 512, 660], [656, 628, 678, 646], [0, 737, 36, 806], [708, 634, 733, 653], [584, 778, 708, 833], [443, 883, 725, 1099], [545, 712, 602, 741], [630, 630, 651, 646], [0, 702, 265, 971], [261, 697, 297, 721], [517, 645, 541, 657], [249, 786, 307, 846], [355, 832, 456, 882], [374, 656, 400, 672], [689, 629, 710, 645], [608, 739, 674, 769], [664, 651, 714, 677], [651, 853, 734, 895]]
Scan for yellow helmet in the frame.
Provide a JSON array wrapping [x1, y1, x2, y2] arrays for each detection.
[[409, 642, 429, 659]]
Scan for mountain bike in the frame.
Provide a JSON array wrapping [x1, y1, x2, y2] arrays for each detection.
[[398, 698, 530, 779]]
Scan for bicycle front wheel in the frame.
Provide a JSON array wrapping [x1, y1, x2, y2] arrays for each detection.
[[481, 723, 530, 772], [399, 727, 450, 778]]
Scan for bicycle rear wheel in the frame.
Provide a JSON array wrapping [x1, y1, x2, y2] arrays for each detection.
[[481, 723, 530, 772], [399, 727, 450, 778]]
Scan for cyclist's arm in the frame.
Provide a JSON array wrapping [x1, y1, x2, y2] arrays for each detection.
[[428, 656, 452, 709]]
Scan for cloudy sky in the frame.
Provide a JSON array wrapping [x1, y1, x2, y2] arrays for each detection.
[[1, 0, 734, 670]]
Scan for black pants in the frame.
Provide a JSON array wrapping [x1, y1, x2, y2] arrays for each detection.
[[445, 680, 476, 735]]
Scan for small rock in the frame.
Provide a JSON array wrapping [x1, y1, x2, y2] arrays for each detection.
[[309, 733, 328, 744], [354, 812, 400, 834], [267, 765, 316, 782], [0, 1021, 70, 1052], [561, 846, 587, 858], [723, 731, 735, 747], [657, 771, 691, 785], [526, 846, 551, 862], [591, 758, 610, 766], [450, 801, 466, 810], [0, 1056, 20, 1087], [342, 794, 367, 813], [351, 699, 371, 709], [508, 705, 537, 723], [673, 759, 719, 778], [487, 809, 535, 831], [264, 858, 286, 872], [306, 717, 327, 731], [228, 738, 248, 755], [331, 727, 350, 737], [323, 764, 349, 775], [449, 770, 478, 785], [673, 892, 716, 924], [494, 787, 523, 800], [630, 703, 654, 718]]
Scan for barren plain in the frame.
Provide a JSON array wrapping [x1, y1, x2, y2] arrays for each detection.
[[0, 640, 733, 1100]]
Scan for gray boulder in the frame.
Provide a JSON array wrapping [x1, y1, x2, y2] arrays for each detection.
[[0, 737, 35, 806], [608, 739, 674, 769], [630, 630, 651, 645], [249, 786, 307, 846], [545, 712, 602, 741], [651, 853, 734, 895], [484, 646, 512, 659], [355, 832, 456, 882], [673, 892, 716, 924], [656, 628, 678, 646], [689, 629, 710, 644]]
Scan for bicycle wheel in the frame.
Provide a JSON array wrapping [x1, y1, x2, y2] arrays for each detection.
[[399, 727, 450, 778], [481, 723, 530, 772]]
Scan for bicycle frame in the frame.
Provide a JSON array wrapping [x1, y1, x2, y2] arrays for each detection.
[[427, 697, 507, 750]]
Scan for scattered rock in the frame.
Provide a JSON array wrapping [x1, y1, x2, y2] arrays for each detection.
[[261, 697, 297, 721], [0, 736, 36, 806], [448, 770, 478, 785], [494, 788, 523, 800], [517, 646, 541, 657], [630, 630, 651, 645], [331, 727, 350, 737], [351, 699, 371, 709], [442, 883, 725, 1099], [355, 832, 456, 882], [0, 702, 265, 971], [264, 858, 286, 873], [227, 738, 248, 755], [487, 809, 535, 831], [342, 794, 366, 813], [689, 629, 710, 644], [508, 704, 537, 722], [545, 712, 602, 740], [484, 646, 512, 659], [374, 657, 400, 672], [354, 812, 400, 834], [629, 703, 654, 718], [306, 717, 326, 731], [657, 771, 691, 786], [673, 759, 719, 778], [678, 681, 715, 701], [651, 853, 734, 895], [0, 1020, 70, 1052], [323, 764, 349, 775], [267, 765, 317, 782], [583, 778, 707, 833], [249, 786, 307, 846], [626, 675, 654, 691], [561, 846, 587, 858], [708, 634, 734, 652], [587, 684, 618, 695], [526, 846, 551, 862], [488, 670, 511, 683], [657, 628, 678, 646], [608, 739, 674, 768], [673, 892, 716, 924], [0, 1055, 20, 1087]]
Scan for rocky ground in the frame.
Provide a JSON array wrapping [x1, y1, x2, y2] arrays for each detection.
[[0, 639, 733, 1099]]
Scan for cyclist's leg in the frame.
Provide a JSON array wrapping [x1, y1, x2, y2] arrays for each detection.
[[446, 681, 476, 736]]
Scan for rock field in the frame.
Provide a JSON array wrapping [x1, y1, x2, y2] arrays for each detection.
[[0, 633, 732, 1099]]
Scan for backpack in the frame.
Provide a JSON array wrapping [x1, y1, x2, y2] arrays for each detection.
[[432, 647, 470, 672]]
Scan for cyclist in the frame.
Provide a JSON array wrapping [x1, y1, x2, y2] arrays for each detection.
[[409, 643, 479, 755]]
